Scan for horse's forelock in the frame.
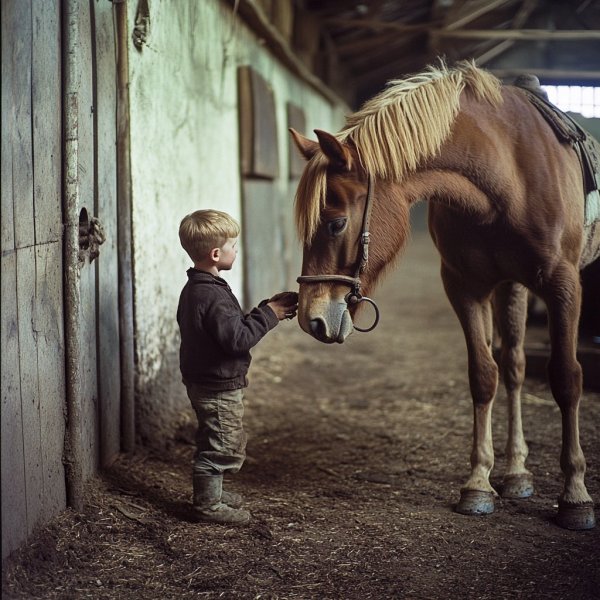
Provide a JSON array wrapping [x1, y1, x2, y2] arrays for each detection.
[[294, 152, 328, 244]]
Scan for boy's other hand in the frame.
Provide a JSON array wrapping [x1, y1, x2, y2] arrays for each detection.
[[267, 291, 299, 321]]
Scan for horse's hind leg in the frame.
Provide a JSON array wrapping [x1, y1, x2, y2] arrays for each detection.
[[493, 282, 534, 499], [540, 262, 595, 529], [442, 267, 498, 516]]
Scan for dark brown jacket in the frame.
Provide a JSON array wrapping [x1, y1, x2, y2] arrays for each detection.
[[177, 269, 278, 390]]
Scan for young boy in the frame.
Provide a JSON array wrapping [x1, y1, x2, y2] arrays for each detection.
[[177, 209, 298, 525]]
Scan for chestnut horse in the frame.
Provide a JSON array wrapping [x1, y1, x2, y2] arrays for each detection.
[[290, 61, 598, 529]]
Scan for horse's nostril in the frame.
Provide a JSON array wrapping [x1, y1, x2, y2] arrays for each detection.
[[310, 318, 327, 340]]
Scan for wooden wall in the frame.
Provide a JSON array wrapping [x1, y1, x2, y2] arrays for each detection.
[[1, 0, 121, 560], [1, 0, 66, 560]]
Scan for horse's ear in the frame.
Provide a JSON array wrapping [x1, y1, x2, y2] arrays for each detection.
[[314, 129, 350, 170], [289, 128, 319, 161]]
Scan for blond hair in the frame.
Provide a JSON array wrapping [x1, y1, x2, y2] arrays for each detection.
[[179, 209, 240, 262]]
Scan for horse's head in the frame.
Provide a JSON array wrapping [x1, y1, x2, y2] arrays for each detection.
[[290, 128, 409, 344]]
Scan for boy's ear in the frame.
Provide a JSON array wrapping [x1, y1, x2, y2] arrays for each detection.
[[209, 247, 220, 262]]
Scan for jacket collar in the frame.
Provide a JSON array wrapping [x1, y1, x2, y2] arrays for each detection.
[[186, 268, 229, 286]]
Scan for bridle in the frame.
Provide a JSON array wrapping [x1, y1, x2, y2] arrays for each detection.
[[296, 173, 380, 333]]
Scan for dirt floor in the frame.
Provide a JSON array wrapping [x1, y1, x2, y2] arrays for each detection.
[[3, 229, 600, 599]]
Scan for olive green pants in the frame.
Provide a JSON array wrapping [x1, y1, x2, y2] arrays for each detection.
[[185, 384, 247, 476]]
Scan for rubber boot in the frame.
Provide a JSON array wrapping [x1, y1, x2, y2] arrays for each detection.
[[192, 474, 250, 525], [221, 488, 243, 508]]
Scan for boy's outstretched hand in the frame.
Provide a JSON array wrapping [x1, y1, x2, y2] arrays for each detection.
[[267, 291, 299, 321]]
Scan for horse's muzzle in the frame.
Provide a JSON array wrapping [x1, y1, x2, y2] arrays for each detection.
[[299, 300, 354, 344]]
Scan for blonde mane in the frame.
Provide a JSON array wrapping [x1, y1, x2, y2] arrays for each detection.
[[295, 61, 503, 243]]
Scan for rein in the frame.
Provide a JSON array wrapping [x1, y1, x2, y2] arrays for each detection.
[[297, 174, 380, 333]]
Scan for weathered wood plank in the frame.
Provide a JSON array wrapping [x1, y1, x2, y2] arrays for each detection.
[[32, 0, 62, 245], [35, 242, 67, 520], [1, 253, 27, 560], [241, 180, 285, 309], [78, 0, 100, 478], [12, 0, 35, 250], [16, 246, 44, 534], [94, 0, 121, 467], [1, 0, 15, 252], [271, 0, 293, 43], [285, 103, 306, 288], [238, 66, 279, 179], [287, 103, 306, 179]]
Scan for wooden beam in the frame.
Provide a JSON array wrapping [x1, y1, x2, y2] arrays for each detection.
[[325, 18, 437, 33], [337, 31, 415, 58], [352, 53, 433, 87], [326, 19, 600, 41], [476, 0, 538, 65], [444, 0, 513, 31], [223, 0, 346, 106], [475, 39, 514, 65], [439, 28, 600, 40], [490, 67, 600, 80]]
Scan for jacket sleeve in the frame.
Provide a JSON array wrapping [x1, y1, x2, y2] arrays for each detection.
[[203, 292, 279, 355]]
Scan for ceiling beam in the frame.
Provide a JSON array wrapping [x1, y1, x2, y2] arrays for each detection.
[[475, 0, 538, 65], [337, 31, 420, 58], [222, 0, 346, 106], [490, 67, 600, 80], [439, 28, 600, 40], [326, 19, 600, 40], [444, 0, 514, 31], [326, 19, 436, 34]]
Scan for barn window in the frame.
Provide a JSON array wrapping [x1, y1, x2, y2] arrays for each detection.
[[542, 85, 600, 118]]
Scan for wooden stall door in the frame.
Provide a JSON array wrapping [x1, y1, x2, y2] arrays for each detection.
[[1, 0, 121, 559], [1, 0, 65, 559]]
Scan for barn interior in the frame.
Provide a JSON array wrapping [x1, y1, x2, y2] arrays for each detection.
[[230, 0, 600, 366], [231, 0, 600, 107], [2, 0, 599, 595]]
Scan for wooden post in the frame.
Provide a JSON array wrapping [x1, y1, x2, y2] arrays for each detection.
[[115, 0, 136, 454]]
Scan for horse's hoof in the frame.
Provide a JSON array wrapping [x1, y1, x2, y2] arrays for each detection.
[[502, 473, 534, 499], [455, 490, 495, 516], [556, 501, 596, 530]]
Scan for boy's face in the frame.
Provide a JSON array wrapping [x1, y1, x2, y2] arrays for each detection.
[[216, 237, 238, 271]]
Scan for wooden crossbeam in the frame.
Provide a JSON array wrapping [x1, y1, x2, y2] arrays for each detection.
[[444, 0, 513, 31], [490, 67, 600, 80], [439, 28, 600, 40], [326, 18, 600, 40], [476, 0, 538, 65]]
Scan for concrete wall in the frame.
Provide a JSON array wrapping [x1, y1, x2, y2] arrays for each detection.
[[126, 0, 347, 441]]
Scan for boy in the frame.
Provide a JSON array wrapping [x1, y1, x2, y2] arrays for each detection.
[[177, 209, 298, 525]]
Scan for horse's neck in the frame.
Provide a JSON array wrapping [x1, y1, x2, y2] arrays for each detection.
[[397, 108, 503, 220], [398, 166, 497, 221]]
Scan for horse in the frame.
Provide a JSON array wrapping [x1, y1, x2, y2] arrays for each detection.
[[289, 61, 599, 530]]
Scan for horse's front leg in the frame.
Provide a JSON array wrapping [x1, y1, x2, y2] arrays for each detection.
[[442, 267, 498, 515], [493, 282, 534, 498]]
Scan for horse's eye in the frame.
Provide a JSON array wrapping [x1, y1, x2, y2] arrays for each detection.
[[327, 218, 347, 237]]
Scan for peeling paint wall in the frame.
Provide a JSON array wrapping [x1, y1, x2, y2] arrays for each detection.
[[127, 0, 346, 441]]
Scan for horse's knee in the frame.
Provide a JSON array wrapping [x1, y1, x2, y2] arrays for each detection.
[[501, 345, 525, 391], [469, 354, 498, 404], [548, 357, 582, 408]]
